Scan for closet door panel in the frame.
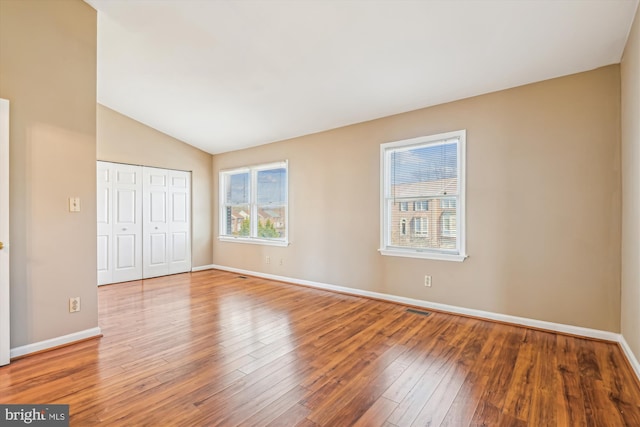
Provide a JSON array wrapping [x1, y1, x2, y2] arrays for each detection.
[[168, 171, 191, 274], [143, 167, 170, 278], [99, 162, 191, 283], [96, 162, 112, 285], [149, 234, 167, 264], [111, 163, 143, 283]]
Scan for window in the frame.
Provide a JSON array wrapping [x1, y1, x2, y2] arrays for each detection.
[[441, 198, 456, 209], [380, 130, 466, 261], [413, 217, 428, 236], [414, 200, 428, 211], [400, 218, 407, 235], [220, 161, 288, 246], [441, 212, 456, 237], [399, 202, 408, 211]]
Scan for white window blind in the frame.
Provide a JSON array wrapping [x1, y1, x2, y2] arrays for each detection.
[[380, 130, 466, 261]]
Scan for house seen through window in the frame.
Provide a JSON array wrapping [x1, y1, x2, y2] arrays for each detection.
[[219, 161, 288, 246], [380, 130, 466, 261]]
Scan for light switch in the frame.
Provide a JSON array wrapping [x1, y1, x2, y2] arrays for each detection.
[[69, 197, 81, 212]]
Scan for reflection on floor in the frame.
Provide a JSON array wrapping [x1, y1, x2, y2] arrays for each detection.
[[2, 269, 639, 426]]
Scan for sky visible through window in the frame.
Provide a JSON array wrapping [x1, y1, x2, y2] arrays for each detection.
[[390, 141, 457, 185], [227, 168, 286, 205], [227, 173, 248, 204], [257, 168, 286, 204]]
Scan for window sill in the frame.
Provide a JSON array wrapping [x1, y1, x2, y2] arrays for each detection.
[[218, 236, 290, 247], [378, 248, 467, 262]]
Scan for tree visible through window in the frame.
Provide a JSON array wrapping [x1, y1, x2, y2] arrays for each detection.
[[220, 161, 288, 245]]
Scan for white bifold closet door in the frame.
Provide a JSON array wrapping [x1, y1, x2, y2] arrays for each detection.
[[143, 167, 191, 279], [97, 161, 191, 286], [97, 162, 143, 285]]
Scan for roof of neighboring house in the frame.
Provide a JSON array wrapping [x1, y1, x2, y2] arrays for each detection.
[[259, 209, 282, 219], [231, 210, 249, 219], [391, 178, 458, 199]]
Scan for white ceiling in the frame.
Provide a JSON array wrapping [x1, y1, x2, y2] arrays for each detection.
[[85, 0, 639, 155]]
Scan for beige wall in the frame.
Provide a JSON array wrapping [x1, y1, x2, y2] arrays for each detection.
[[0, 0, 628, 351], [97, 104, 213, 267], [621, 5, 640, 361], [213, 65, 622, 332], [0, 0, 98, 347]]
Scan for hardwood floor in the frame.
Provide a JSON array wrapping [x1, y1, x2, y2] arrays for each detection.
[[1, 269, 639, 426]]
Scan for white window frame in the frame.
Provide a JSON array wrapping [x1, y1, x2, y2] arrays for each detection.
[[219, 160, 289, 247], [379, 130, 467, 262], [414, 200, 428, 211], [441, 212, 456, 237], [413, 217, 429, 236], [441, 198, 456, 209]]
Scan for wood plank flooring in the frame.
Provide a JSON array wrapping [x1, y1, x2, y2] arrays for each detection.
[[1, 269, 639, 426]]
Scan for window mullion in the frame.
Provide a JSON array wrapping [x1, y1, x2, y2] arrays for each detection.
[[250, 169, 257, 238], [385, 198, 393, 246], [219, 162, 288, 245]]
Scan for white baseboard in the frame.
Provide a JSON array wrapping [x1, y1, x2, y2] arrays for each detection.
[[194, 264, 640, 380], [619, 335, 640, 380], [195, 264, 640, 383], [201, 264, 619, 340], [191, 264, 216, 272], [10, 327, 102, 359]]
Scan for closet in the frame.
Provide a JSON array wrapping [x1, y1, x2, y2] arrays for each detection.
[[97, 161, 191, 285]]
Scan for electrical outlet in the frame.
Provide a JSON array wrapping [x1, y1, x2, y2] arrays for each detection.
[[69, 297, 81, 313], [424, 275, 432, 287], [68, 197, 81, 212], [266, 256, 271, 264]]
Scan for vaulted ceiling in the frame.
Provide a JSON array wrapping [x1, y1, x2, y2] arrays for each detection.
[[85, 0, 639, 154]]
